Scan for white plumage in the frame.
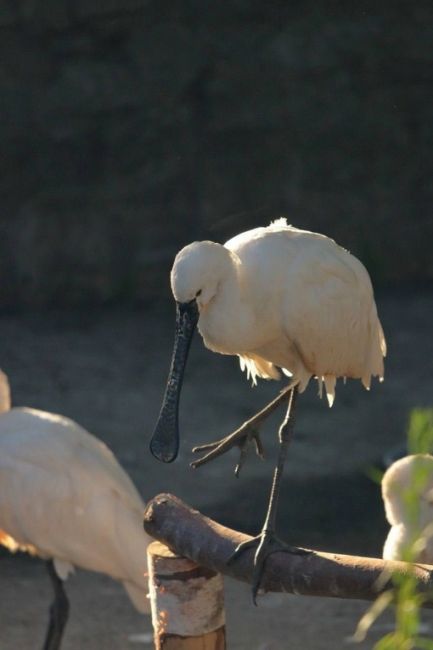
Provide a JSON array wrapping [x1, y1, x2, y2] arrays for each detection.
[[171, 219, 386, 405], [382, 454, 433, 563], [152, 219, 387, 601], [0, 370, 151, 614]]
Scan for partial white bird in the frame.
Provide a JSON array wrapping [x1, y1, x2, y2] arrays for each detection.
[[0, 370, 151, 650], [382, 454, 433, 563], [150, 219, 386, 602]]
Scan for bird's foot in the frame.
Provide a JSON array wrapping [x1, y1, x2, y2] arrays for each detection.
[[228, 530, 311, 605], [191, 424, 264, 476]]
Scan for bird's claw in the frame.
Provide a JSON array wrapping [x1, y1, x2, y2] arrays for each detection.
[[234, 429, 264, 477], [228, 531, 311, 605], [191, 427, 265, 476]]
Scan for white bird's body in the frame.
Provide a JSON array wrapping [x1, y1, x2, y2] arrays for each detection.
[[153, 219, 387, 600], [0, 372, 151, 614], [382, 454, 433, 563], [172, 219, 386, 405]]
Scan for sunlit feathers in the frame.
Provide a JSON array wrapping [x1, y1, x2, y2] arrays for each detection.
[[0, 372, 151, 613], [382, 454, 433, 563], [170, 219, 386, 406]]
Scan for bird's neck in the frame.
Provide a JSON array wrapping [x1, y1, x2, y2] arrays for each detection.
[[198, 263, 256, 354]]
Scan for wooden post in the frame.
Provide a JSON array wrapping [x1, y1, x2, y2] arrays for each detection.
[[147, 541, 226, 649]]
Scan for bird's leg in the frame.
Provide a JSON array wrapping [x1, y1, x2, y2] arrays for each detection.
[[191, 383, 296, 476], [228, 386, 311, 604], [42, 560, 69, 650]]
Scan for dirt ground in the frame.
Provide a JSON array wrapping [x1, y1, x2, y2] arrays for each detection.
[[1, 289, 433, 649]]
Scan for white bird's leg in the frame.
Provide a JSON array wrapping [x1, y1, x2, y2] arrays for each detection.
[[191, 383, 296, 476], [228, 386, 311, 604], [42, 560, 69, 650]]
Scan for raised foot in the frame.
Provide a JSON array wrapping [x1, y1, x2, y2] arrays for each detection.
[[191, 425, 265, 476], [228, 531, 311, 605]]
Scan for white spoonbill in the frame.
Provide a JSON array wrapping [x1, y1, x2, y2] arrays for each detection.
[[382, 454, 433, 563], [151, 219, 386, 601], [0, 371, 151, 649]]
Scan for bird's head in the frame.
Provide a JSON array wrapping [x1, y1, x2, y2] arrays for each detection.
[[150, 240, 233, 464], [382, 454, 433, 530], [170, 241, 230, 311]]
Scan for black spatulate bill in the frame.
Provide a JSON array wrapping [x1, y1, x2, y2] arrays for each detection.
[[150, 300, 199, 462]]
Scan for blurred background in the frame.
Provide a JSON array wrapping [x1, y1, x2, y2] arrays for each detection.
[[1, 1, 433, 307], [1, 2, 433, 648]]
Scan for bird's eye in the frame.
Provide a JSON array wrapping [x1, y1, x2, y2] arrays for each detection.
[[196, 289, 202, 297]]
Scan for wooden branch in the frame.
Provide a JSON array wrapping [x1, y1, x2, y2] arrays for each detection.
[[143, 493, 433, 606]]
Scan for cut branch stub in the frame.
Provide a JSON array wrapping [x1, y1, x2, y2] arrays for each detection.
[[147, 541, 226, 649]]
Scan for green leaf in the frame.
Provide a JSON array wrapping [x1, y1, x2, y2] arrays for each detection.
[[408, 409, 433, 455]]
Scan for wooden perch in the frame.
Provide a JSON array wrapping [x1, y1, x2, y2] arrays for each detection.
[[143, 493, 433, 606]]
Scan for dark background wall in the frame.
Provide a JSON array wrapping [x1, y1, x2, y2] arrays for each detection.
[[1, 1, 432, 307]]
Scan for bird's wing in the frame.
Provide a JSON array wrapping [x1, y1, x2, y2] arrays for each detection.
[[283, 240, 385, 381], [226, 225, 386, 403], [0, 408, 150, 601], [0, 407, 141, 499]]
